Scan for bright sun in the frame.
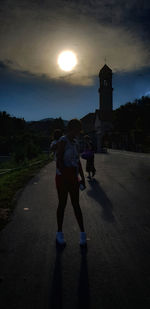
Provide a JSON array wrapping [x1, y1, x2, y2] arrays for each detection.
[[57, 50, 77, 72]]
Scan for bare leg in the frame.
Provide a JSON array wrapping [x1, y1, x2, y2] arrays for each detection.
[[72, 203, 85, 232], [57, 187, 68, 231], [69, 186, 85, 232]]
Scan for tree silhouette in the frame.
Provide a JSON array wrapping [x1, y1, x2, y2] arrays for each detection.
[[112, 96, 150, 152]]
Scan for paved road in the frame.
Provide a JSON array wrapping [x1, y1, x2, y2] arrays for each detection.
[[0, 150, 150, 309]]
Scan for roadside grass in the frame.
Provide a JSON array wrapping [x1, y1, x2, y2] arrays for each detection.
[[0, 153, 53, 231]]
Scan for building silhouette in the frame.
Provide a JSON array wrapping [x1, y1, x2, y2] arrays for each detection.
[[95, 64, 113, 152], [81, 64, 113, 152]]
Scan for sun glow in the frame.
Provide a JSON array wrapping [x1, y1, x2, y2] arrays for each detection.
[[57, 50, 77, 72]]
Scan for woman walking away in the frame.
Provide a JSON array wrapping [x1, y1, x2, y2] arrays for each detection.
[[55, 119, 87, 246], [84, 135, 96, 179]]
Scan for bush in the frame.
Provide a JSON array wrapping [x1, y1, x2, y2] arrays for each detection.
[[13, 133, 41, 162]]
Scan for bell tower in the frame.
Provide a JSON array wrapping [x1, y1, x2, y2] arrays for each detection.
[[98, 64, 113, 122], [95, 64, 113, 152]]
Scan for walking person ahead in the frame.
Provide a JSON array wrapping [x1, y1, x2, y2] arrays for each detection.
[[55, 119, 87, 246], [84, 135, 96, 179]]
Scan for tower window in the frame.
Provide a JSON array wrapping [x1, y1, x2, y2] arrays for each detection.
[[104, 80, 108, 86]]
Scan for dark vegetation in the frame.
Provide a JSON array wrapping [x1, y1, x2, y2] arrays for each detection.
[[0, 113, 65, 229], [0, 153, 51, 230], [111, 96, 150, 152], [0, 111, 65, 161]]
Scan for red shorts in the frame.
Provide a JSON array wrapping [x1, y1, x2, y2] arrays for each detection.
[[55, 167, 79, 190]]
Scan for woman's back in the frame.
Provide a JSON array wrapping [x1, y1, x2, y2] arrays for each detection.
[[60, 135, 79, 167]]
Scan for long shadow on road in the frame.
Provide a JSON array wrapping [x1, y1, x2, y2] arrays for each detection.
[[78, 247, 90, 309], [87, 178, 115, 223], [49, 245, 63, 309], [49, 245, 90, 309]]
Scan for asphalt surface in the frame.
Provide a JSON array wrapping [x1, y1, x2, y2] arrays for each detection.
[[0, 150, 150, 309]]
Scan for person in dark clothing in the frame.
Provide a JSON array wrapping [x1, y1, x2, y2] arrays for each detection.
[[55, 119, 87, 246], [84, 135, 96, 179]]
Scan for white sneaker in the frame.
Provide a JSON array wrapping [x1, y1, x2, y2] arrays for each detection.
[[80, 232, 87, 246], [56, 232, 66, 245]]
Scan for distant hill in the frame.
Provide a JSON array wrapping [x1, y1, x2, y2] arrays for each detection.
[[28, 117, 68, 125], [27, 117, 68, 136], [39, 118, 55, 122]]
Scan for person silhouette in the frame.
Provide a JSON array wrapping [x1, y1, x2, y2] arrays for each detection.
[[84, 135, 96, 179], [55, 119, 87, 246], [50, 129, 63, 158]]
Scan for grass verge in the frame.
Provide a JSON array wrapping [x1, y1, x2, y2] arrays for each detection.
[[0, 153, 53, 231]]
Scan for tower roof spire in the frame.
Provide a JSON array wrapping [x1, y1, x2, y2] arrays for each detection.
[[99, 64, 112, 76]]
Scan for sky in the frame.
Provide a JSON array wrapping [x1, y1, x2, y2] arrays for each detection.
[[0, 0, 150, 121]]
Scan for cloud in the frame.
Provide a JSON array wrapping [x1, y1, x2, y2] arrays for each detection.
[[0, 59, 18, 71], [0, 61, 7, 69], [0, 0, 150, 85]]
